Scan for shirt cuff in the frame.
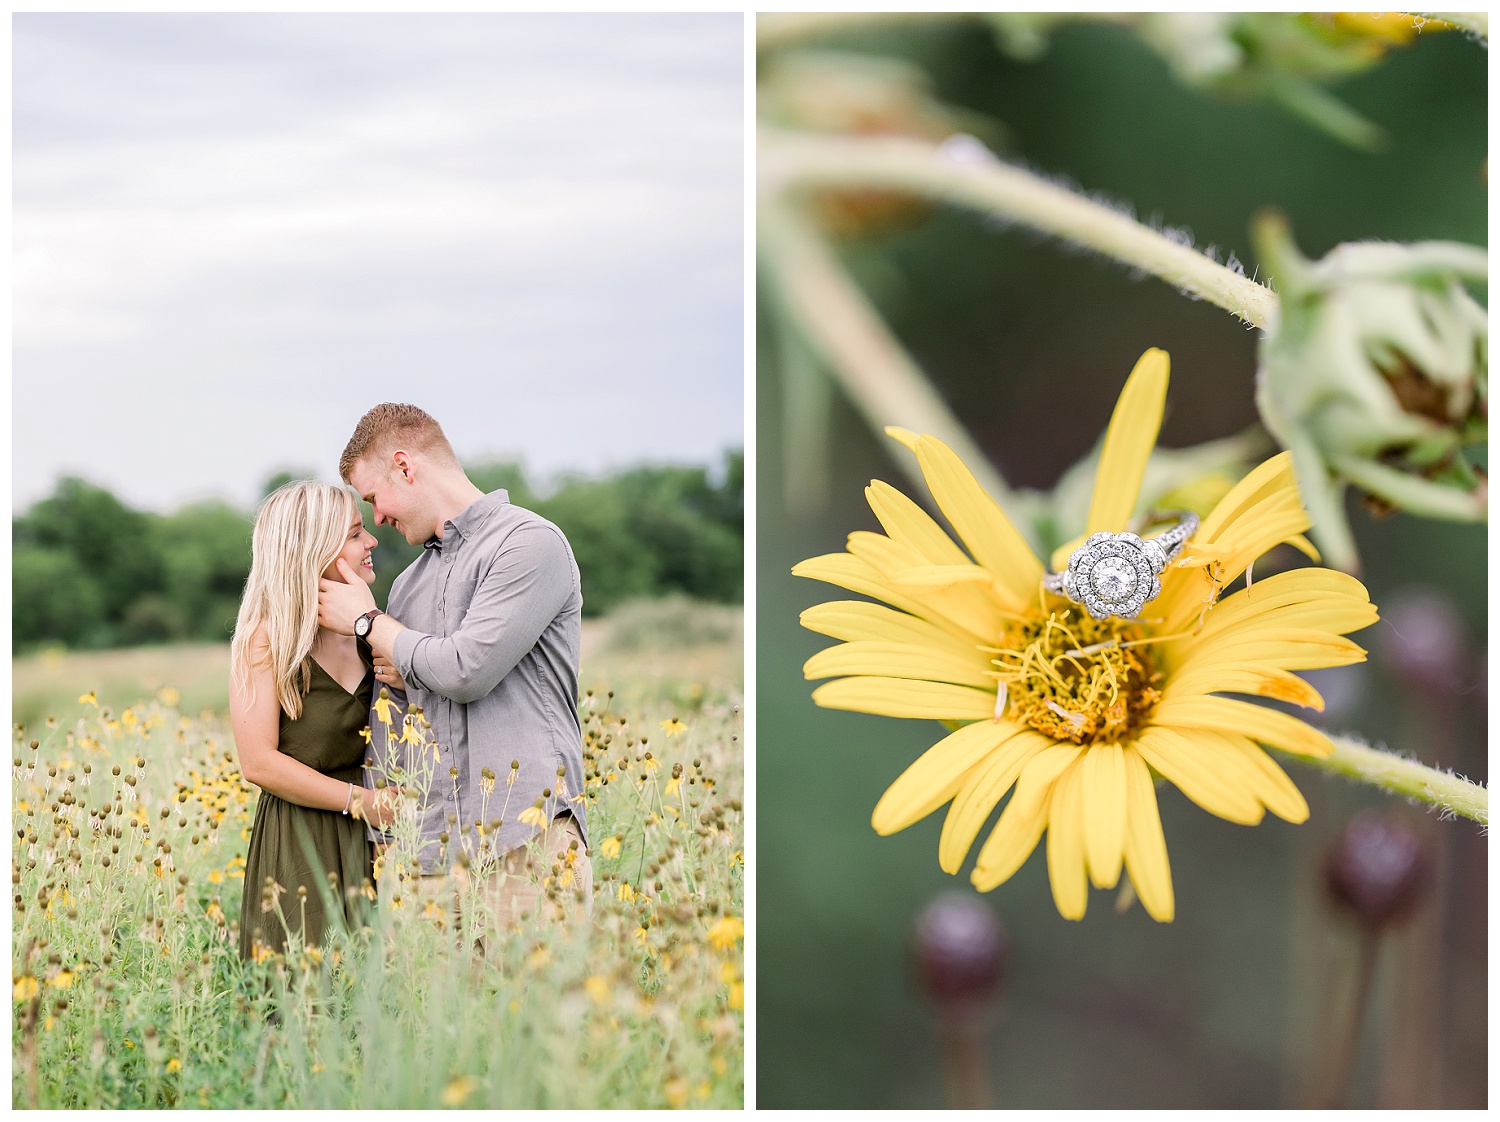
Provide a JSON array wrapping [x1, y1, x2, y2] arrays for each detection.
[[391, 627, 427, 691]]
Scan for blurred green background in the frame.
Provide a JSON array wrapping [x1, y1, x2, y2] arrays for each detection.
[[12, 453, 742, 652], [756, 18, 1485, 1109]]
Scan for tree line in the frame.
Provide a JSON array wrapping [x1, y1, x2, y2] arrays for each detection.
[[13, 452, 743, 651]]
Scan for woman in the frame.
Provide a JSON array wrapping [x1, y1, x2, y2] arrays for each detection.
[[229, 480, 398, 962]]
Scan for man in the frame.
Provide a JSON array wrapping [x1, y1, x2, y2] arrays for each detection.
[[317, 403, 590, 925]]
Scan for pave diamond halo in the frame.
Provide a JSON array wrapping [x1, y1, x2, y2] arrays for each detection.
[[1042, 513, 1199, 621]]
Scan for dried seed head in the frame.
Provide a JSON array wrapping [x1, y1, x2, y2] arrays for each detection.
[[911, 893, 1009, 1012], [1324, 810, 1431, 928], [1377, 588, 1467, 696]]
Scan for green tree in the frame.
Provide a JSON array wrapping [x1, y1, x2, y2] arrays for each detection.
[[13, 478, 164, 641], [12, 545, 104, 649]]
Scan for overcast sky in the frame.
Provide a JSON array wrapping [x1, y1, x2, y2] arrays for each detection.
[[14, 14, 743, 512]]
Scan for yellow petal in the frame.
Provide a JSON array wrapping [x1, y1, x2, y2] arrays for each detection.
[[799, 601, 980, 653], [937, 729, 1050, 872], [865, 480, 973, 568], [791, 553, 981, 643], [910, 435, 1042, 605], [803, 640, 995, 689], [1184, 567, 1376, 642], [1080, 742, 1127, 889], [884, 425, 920, 453], [1212, 734, 1310, 824], [1122, 746, 1174, 922], [1286, 533, 1320, 561], [890, 564, 998, 589], [1046, 760, 1089, 919], [971, 743, 1081, 890], [1085, 348, 1169, 535], [1197, 450, 1299, 544], [1163, 662, 1325, 710], [1175, 629, 1367, 673], [847, 532, 1006, 641], [812, 677, 997, 721], [1150, 695, 1335, 758], [1133, 727, 1264, 825], [872, 719, 1025, 835]]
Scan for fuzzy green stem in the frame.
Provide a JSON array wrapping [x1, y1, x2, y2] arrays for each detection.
[[761, 129, 1279, 329], [1419, 12, 1487, 40], [1281, 735, 1488, 825], [758, 195, 1033, 527]]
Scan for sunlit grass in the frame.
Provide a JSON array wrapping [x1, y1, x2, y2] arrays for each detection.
[[12, 603, 743, 1108]]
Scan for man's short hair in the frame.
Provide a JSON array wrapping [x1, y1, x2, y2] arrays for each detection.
[[339, 403, 458, 483]]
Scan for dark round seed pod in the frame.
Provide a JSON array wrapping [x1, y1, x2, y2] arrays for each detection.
[[1377, 588, 1466, 696], [911, 893, 1009, 1011], [1323, 810, 1431, 928]]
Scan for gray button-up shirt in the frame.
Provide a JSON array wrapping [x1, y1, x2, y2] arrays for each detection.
[[365, 489, 586, 873]]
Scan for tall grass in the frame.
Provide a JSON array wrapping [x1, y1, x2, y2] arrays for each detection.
[[12, 607, 743, 1108]]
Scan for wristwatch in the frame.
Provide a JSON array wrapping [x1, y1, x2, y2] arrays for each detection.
[[353, 609, 384, 639]]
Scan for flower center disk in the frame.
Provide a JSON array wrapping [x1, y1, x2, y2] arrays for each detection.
[[993, 610, 1162, 745]]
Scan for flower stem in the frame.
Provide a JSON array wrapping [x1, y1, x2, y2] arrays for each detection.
[[1283, 736, 1488, 826], [758, 195, 1034, 528], [1420, 12, 1487, 40], [761, 128, 1279, 329]]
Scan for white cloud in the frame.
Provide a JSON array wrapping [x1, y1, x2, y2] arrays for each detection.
[[13, 12, 743, 511]]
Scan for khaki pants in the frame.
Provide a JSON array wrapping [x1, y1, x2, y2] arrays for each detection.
[[393, 815, 592, 944]]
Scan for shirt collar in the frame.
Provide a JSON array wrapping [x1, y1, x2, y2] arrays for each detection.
[[442, 488, 510, 545]]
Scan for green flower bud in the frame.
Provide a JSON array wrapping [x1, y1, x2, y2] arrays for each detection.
[[1253, 211, 1486, 572]]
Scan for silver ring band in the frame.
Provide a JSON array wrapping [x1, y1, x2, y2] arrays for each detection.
[[1043, 512, 1199, 621]]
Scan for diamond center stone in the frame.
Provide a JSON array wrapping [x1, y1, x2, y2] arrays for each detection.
[[1090, 556, 1137, 601]]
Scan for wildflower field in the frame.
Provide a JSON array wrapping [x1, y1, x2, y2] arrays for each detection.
[[12, 602, 744, 1109]]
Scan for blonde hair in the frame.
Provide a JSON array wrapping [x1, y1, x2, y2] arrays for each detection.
[[231, 481, 363, 720], [338, 403, 457, 484]]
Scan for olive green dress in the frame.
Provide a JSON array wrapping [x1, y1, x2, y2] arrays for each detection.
[[239, 654, 375, 961]]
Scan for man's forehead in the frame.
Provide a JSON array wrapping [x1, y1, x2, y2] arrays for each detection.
[[348, 460, 381, 495]]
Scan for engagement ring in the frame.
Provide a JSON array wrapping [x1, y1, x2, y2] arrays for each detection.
[[1043, 512, 1199, 621]]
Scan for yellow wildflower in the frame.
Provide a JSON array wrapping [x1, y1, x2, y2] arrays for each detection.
[[664, 776, 682, 799], [525, 947, 550, 971], [166, 1058, 182, 1074], [599, 835, 622, 860], [584, 975, 610, 1003], [358, 727, 372, 745], [13, 975, 39, 1001], [372, 692, 397, 727], [660, 718, 688, 738], [519, 803, 547, 828], [729, 982, 744, 1011], [441, 1076, 479, 1107], [79, 691, 98, 707], [796, 348, 1377, 922], [207, 869, 224, 885], [617, 882, 636, 903], [157, 687, 180, 707], [48, 970, 75, 989], [706, 916, 743, 949], [422, 901, 447, 927], [398, 717, 423, 747], [122, 709, 139, 730], [665, 1079, 688, 1109]]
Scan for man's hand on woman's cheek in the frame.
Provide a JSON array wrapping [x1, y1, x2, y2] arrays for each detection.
[[317, 559, 379, 634]]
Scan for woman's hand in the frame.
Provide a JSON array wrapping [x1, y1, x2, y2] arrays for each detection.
[[354, 786, 400, 830], [373, 655, 407, 693]]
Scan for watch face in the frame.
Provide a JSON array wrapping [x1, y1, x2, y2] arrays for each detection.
[[355, 616, 371, 638]]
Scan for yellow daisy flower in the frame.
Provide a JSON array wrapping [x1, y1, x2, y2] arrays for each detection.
[[795, 348, 1377, 922]]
